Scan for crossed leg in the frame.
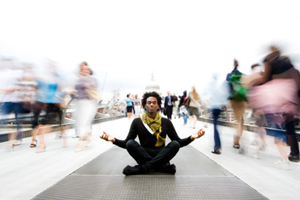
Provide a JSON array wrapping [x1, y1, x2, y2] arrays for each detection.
[[124, 139, 180, 175]]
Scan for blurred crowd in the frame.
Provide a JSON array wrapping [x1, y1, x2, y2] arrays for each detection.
[[124, 45, 300, 169], [0, 60, 99, 152], [1, 44, 300, 170]]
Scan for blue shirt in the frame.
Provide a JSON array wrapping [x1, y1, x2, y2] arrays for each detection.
[[35, 79, 63, 103], [168, 96, 172, 106], [126, 98, 132, 106]]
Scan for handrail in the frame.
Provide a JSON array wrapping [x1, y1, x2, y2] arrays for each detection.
[[0, 99, 126, 127]]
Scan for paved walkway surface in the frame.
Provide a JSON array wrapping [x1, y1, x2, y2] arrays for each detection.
[[0, 117, 300, 200]]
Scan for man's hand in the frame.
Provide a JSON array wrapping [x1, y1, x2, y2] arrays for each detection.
[[100, 131, 115, 143], [191, 128, 205, 140]]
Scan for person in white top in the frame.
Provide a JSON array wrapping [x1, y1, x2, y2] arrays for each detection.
[[133, 94, 141, 118], [0, 59, 29, 149]]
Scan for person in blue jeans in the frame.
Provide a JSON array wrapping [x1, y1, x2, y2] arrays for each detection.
[[212, 109, 222, 154], [203, 73, 230, 154]]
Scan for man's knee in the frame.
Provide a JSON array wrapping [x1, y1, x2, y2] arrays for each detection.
[[126, 139, 138, 149], [168, 140, 180, 150]]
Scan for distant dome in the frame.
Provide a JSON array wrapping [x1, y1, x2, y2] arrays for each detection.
[[145, 71, 162, 96]]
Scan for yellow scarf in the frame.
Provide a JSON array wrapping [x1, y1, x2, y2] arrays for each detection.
[[141, 112, 165, 147]]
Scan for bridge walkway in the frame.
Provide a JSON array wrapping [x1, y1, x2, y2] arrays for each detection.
[[0, 117, 299, 199]]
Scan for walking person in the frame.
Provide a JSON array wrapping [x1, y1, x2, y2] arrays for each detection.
[[133, 94, 141, 118], [241, 63, 268, 155], [179, 91, 188, 125], [226, 59, 248, 149], [125, 94, 133, 120], [34, 61, 66, 153], [164, 91, 175, 120], [188, 87, 202, 129], [100, 91, 205, 175], [172, 95, 179, 119], [74, 62, 98, 152], [248, 45, 300, 167], [131, 94, 135, 117], [0, 59, 30, 150], [205, 73, 230, 154]]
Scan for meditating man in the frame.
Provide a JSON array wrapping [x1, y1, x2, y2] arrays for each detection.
[[100, 91, 205, 175]]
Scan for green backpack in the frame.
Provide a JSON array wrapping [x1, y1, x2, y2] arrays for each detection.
[[229, 73, 248, 101]]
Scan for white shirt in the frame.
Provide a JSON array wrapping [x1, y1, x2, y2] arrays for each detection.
[[0, 69, 23, 102]]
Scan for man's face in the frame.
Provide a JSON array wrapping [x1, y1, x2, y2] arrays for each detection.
[[167, 91, 170, 96], [234, 60, 238, 68], [145, 96, 159, 114]]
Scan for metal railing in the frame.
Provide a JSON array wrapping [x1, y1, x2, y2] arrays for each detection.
[[0, 98, 126, 128]]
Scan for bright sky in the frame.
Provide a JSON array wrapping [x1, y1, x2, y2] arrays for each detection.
[[1, 0, 300, 99]]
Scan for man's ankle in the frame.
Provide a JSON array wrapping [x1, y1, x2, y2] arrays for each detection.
[[155, 163, 176, 174], [122, 165, 146, 176]]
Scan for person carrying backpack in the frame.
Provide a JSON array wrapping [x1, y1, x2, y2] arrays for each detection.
[[226, 59, 248, 149]]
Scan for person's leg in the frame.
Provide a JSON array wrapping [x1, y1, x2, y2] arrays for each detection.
[[166, 106, 171, 119], [193, 115, 197, 129], [212, 109, 221, 152], [183, 113, 188, 124], [170, 105, 173, 119], [126, 139, 153, 165], [286, 118, 299, 162], [36, 124, 51, 153], [75, 100, 92, 151], [143, 140, 180, 171], [30, 108, 41, 148], [84, 100, 97, 147], [122, 139, 154, 175], [230, 100, 246, 147]]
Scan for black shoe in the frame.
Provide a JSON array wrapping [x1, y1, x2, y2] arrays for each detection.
[[211, 150, 221, 155], [122, 165, 145, 176], [288, 154, 300, 162], [233, 144, 240, 149], [160, 163, 176, 174]]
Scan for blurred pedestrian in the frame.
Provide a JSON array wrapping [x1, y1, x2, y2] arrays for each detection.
[[164, 91, 175, 120], [133, 94, 141, 118], [74, 62, 98, 152], [226, 59, 247, 149], [205, 73, 230, 154], [125, 94, 133, 119], [179, 91, 188, 125], [249, 45, 300, 167], [34, 61, 66, 153], [0, 59, 30, 150], [187, 86, 202, 129]]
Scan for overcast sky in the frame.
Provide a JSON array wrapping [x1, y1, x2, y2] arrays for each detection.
[[1, 0, 300, 100]]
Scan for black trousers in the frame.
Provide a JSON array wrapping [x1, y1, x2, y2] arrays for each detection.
[[126, 140, 180, 171], [166, 105, 173, 120], [286, 120, 299, 156]]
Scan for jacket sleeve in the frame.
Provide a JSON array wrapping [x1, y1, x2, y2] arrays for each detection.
[[113, 119, 138, 149], [166, 120, 193, 147], [164, 97, 167, 108]]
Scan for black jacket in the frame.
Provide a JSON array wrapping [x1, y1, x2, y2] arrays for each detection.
[[113, 118, 193, 149], [164, 95, 175, 108]]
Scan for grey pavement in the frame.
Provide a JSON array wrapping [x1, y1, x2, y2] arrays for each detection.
[[0, 117, 299, 200]]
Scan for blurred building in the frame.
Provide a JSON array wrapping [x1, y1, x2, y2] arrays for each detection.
[[145, 71, 162, 96]]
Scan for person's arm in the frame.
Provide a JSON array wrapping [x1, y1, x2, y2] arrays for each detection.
[[257, 51, 279, 85], [164, 97, 167, 108], [100, 119, 138, 149], [167, 120, 205, 147]]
